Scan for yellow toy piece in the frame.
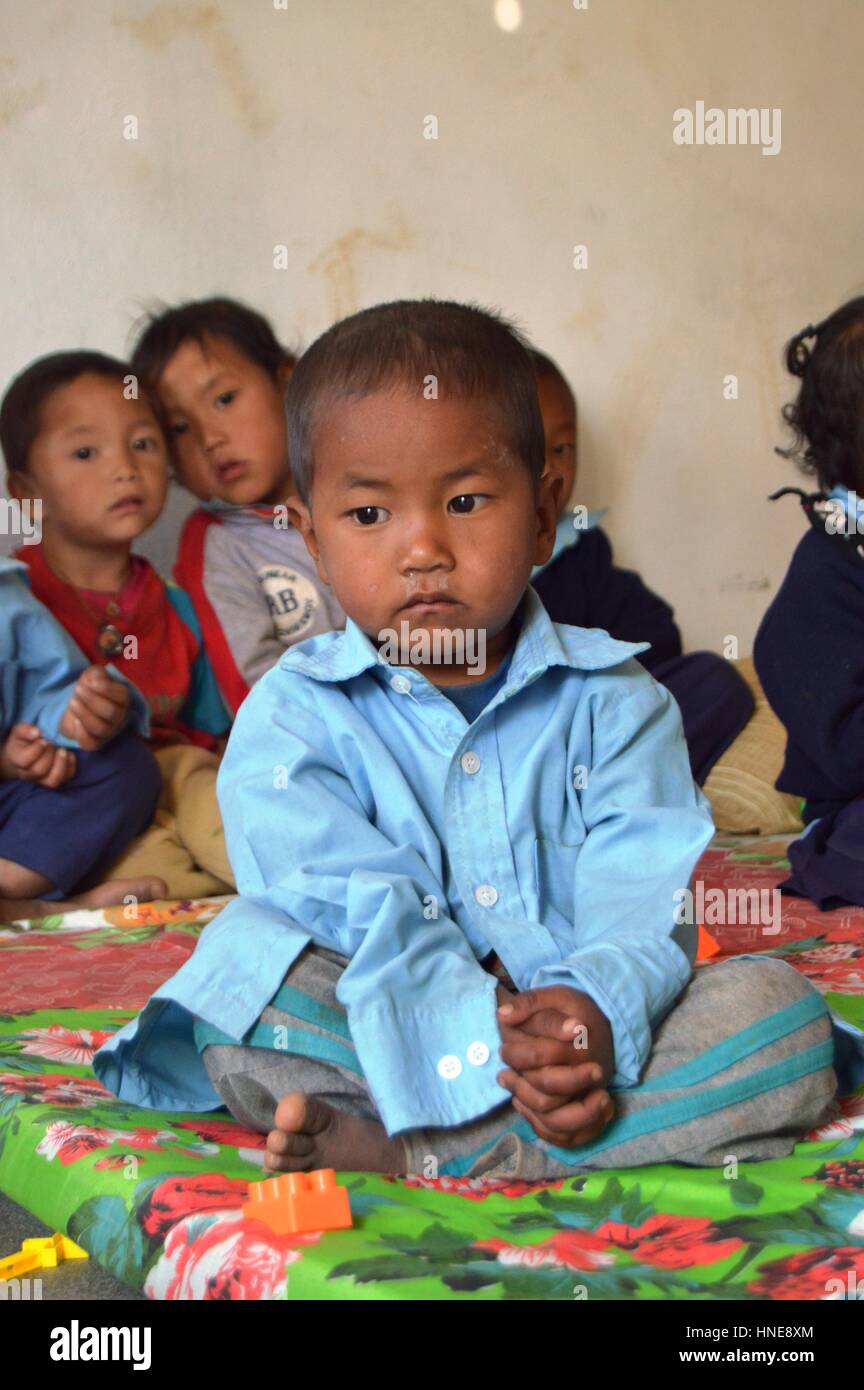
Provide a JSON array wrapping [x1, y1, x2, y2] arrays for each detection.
[[0, 1232, 88, 1280]]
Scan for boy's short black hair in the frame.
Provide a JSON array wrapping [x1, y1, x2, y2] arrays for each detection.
[[285, 298, 545, 506], [530, 348, 577, 407], [778, 296, 864, 492], [130, 296, 296, 388], [0, 350, 143, 477]]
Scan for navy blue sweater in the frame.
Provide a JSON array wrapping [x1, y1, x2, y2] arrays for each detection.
[[531, 527, 682, 675], [754, 526, 864, 821]]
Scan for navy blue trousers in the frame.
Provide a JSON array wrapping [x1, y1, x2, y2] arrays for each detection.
[[0, 729, 160, 898], [649, 651, 754, 786], [783, 800, 864, 910]]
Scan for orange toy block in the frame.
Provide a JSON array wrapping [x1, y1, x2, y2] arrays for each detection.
[[242, 1168, 352, 1235], [696, 923, 722, 963]]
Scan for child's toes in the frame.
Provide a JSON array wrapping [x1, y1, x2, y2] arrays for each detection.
[[273, 1091, 312, 1135], [265, 1126, 314, 1172]]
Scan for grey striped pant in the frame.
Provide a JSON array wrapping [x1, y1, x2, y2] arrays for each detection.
[[198, 945, 836, 1180]]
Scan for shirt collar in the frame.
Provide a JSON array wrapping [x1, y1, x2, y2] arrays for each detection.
[[281, 583, 648, 688]]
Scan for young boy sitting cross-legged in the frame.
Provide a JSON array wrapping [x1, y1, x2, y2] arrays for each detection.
[[96, 300, 837, 1180], [0, 555, 164, 915]]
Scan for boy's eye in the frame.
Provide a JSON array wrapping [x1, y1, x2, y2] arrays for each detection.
[[552, 443, 575, 458], [350, 505, 390, 526], [168, 421, 187, 437], [74, 446, 94, 460], [448, 493, 489, 514], [132, 435, 159, 451], [215, 391, 236, 408]]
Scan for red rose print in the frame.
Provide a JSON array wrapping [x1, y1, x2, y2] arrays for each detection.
[[36, 1120, 181, 1166], [138, 1173, 251, 1239], [807, 1160, 864, 1191], [0, 1072, 112, 1106], [475, 1214, 742, 1274], [475, 1231, 614, 1271], [16, 1025, 113, 1065], [144, 1211, 319, 1300], [593, 1215, 744, 1269], [396, 1173, 566, 1200], [174, 1119, 266, 1150], [749, 1247, 864, 1300]]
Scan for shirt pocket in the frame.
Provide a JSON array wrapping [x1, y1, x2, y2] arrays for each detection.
[[532, 832, 585, 939]]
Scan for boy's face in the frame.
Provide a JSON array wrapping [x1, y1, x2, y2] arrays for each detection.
[[536, 373, 577, 515], [290, 386, 559, 683], [155, 334, 292, 506], [10, 374, 168, 548]]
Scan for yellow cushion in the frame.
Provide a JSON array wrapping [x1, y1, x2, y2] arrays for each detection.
[[702, 657, 804, 835]]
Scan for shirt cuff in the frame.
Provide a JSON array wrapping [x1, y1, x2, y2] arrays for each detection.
[[104, 664, 151, 739], [532, 941, 691, 1089], [346, 981, 509, 1135], [49, 668, 151, 748]]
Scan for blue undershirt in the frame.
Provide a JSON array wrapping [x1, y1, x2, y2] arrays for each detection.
[[434, 649, 514, 722]]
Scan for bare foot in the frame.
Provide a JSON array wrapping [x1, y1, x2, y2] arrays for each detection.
[[72, 877, 168, 909], [265, 1092, 405, 1175], [0, 876, 168, 924]]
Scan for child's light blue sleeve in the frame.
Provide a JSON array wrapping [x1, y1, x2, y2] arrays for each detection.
[[531, 673, 715, 1089], [165, 582, 232, 736], [1, 568, 149, 747]]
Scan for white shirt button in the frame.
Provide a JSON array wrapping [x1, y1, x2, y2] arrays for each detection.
[[460, 751, 481, 774], [389, 674, 412, 694], [474, 883, 499, 908], [437, 1054, 462, 1080], [466, 1041, 490, 1066]]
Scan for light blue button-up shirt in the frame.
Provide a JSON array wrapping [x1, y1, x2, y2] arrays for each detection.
[[0, 556, 149, 743], [94, 586, 714, 1135]]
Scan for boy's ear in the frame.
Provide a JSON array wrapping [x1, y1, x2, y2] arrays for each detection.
[[284, 495, 331, 585], [276, 357, 294, 393], [7, 469, 32, 503], [533, 470, 563, 567]]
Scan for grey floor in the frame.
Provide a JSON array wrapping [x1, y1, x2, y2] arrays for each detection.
[[0, 1191, 145, 1301]]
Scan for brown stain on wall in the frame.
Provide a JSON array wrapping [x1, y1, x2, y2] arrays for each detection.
[[308, 212, 416, 320], [0, 74, 46, 127], [113, 2, 272, 134]]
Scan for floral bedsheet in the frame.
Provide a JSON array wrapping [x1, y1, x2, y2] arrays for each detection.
[[1, 837, 863, 1301]]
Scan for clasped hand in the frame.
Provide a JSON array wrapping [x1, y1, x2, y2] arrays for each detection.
[[495, 983, 616, 1148]]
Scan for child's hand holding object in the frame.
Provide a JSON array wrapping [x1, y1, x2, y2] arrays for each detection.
[[0, 723, 77, 787], [59, 666, 130, 751], [496, 984, 616, 1148]]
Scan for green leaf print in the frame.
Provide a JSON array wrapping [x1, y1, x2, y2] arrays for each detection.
[[68, 1195, 147, 1284]]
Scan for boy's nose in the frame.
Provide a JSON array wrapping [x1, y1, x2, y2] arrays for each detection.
[[398, 522, 453, 571], [200, 418, 228, 452], [116, 451, 142, 479]]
